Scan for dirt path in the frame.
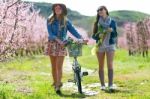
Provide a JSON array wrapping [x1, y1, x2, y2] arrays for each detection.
[[64, 56, 96, 74]]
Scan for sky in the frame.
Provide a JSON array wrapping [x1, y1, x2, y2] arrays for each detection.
[[24, 0, 150, 16]]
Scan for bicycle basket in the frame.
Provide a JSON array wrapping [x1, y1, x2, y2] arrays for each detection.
[[67, 43, 82, 57]]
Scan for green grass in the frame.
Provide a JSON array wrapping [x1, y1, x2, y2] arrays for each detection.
[[79, 46, 150, 72], [0, 46, 150, 99]]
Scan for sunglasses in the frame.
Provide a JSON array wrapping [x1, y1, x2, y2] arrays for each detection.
[[97, 8, 104, 12]]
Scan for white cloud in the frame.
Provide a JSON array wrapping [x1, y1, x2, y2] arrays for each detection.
[[23, 0, 150, 16]]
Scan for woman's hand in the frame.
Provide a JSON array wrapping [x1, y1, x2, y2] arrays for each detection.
[[77, 39, 88, 45], [83, 40, 88, 45]]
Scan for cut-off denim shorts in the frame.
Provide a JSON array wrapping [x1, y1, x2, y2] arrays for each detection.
[[99, 44, 116, 52]]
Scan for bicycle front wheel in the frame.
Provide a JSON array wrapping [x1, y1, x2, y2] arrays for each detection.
[[75, 70, 82, 94]]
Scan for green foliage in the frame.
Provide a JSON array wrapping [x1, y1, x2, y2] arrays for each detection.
[[110, 10, 150, 26]]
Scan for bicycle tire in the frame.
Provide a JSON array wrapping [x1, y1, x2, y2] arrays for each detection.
[[75, 70, 82, 94]]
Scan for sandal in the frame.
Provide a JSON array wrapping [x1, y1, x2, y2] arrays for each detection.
[[55, 86, 62, 95]]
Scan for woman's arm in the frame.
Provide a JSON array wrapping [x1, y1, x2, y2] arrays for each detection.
[[47, 19, 57, 40], [67, 20, 82, 39], [110, 20, 117, 37], [110, 20, 117, 33]]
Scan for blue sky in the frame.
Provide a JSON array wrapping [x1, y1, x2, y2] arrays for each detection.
[[24, 0, 150, 16]]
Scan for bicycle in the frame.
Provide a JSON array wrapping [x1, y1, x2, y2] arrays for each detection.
[[64, 38, 88, 94]]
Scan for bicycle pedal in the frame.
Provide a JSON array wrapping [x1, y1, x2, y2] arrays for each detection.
[[82, 71, 88, 76]]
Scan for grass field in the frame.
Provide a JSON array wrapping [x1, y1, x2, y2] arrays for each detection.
[[0, 46, 150, 99]]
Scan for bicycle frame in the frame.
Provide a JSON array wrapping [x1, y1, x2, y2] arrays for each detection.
[[66, 38, 88, 94], [71, 56, 82, 93], [73, 57, 82, 80], [72, 57, 81, 73]]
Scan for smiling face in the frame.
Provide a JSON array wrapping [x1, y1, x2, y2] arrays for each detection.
[[54, 5, 62, 16], [97, 6, 109, 18], [98, 8, 106, 17]]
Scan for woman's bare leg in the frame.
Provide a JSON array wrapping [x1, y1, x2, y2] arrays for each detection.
[[97, 52, 105, 86], [50, 56, 57, 86], [56, 56, 65, 87]]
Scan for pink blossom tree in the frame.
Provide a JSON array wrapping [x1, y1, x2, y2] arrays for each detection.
[[0, 0, 47, 61], [122, 18, 150, 57]]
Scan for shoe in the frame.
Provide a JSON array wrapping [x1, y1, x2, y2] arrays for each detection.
[[55, 87, 62, 95], [100, 86, 106, 90], [108, 85, 115, 92], [56, 89, 62, 95]]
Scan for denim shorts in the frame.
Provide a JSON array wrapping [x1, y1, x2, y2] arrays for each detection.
[[99, 44, 116, 52]]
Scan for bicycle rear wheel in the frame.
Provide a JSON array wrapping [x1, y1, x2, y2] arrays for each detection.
[[75, 70, 82, 94]]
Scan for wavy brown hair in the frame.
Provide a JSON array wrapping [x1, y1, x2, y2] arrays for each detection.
[[48, 3, 67, 27]]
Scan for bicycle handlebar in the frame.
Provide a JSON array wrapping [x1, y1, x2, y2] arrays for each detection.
[[63, 37, 88, 46]]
